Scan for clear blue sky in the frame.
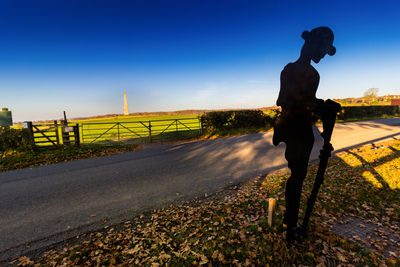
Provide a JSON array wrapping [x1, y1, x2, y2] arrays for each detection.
[[1, 0, 399, 122]]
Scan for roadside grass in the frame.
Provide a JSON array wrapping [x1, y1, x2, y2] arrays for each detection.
[[17, 139, 400, 266], [0, 144, 138, 172]]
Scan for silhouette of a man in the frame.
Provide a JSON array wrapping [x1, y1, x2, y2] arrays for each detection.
[[273, 27, 337, 242]]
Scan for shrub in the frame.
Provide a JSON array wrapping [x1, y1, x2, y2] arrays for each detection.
[[201, 109, 279, 133], [264, 108, 281, 126], [201, 111, 234, 132], [338, 105, 400, 121], [200, 105, 399, 134], [0, 127, 31, 151], [231, 110, 267, 129]]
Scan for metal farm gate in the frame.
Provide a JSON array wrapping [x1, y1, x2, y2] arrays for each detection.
[[80, 118, 202, 144]]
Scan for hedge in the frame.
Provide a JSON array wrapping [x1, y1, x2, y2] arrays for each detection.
[[0, 127, 31, 151], [338, 105, 400, 121], [200, 109, 279, 132], [200, 105, 399, 133]]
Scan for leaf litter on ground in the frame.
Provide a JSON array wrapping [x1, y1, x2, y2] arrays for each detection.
[[0, 144, 138, 172], [17, 139, 400, 266]]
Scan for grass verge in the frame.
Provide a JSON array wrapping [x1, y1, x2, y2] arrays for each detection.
[[0, 144, 138, 172], [15, 138, 400, 266]]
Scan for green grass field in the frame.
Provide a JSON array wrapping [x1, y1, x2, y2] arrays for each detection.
[[32, 115, 202, 146]]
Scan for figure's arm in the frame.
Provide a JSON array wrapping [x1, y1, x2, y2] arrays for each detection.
[[301, 73, 325, 113]]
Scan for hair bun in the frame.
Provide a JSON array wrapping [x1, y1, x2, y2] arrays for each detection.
[[301, 30, 310, 40]]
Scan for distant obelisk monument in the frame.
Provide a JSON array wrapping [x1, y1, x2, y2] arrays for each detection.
[[123, 91, 129, 115]]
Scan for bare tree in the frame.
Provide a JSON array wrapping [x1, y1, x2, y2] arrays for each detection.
[[364, 88, 379, 103]]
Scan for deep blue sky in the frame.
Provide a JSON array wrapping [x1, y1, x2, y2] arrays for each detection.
[[1, 0, 399, 122]]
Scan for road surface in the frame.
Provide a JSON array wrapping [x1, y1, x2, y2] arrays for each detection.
[[1, 118, 399, 261]]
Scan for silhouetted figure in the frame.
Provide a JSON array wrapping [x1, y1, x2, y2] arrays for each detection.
[[273, 27, 341, 242]]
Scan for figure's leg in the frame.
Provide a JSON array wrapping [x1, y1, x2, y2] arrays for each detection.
[[284, 160, 308, 229], [283, 130, 314, 242]]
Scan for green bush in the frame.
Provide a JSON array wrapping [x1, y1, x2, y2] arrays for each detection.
[[201, 111, 234, 131], [230, 110, 267, 129], [200, 105, 399, 134], [338, 105, 400, 121], [201, 110, 279, 132], [263, 109, 281, 126], [0, 127, 31, 151]]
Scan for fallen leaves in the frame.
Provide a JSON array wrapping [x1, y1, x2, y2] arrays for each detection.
[[1, 144, 138, 172], [17, 256, 33, 266], [16, 139, 400, 266]]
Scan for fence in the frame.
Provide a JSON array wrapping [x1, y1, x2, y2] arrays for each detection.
[[80, 117, 202, 144], [23, 121, 80, 147]]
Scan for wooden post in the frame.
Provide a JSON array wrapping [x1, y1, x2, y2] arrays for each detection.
[[61, 111, 70, 145], [117, 123, 120, 141], [268, 198, 277, 227], [175, 119, 178, 138], [54, 120, 60, 145], [61, 121, 70, 145], [148, 121, 152, 143], [24, 121, 35, 147], [74, 124, 80, 146]]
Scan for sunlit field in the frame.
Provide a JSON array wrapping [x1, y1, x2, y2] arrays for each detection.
[[30, 115, 201, 145], [76, 115, 201, 144]]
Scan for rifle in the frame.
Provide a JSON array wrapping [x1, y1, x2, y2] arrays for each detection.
[[301, 99, 342, 234]]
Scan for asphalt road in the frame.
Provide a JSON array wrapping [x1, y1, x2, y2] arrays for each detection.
[[1, 118, 399, 261]]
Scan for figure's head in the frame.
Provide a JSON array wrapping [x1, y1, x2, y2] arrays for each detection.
[[301, 27, 336, 63]]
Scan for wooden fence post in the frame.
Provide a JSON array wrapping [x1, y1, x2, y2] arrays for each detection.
[[117, 123, 120, 142], [149, 121, 152, 143], [54, 120, 60, 145], [175, 119, 178, 138], [23, 121, 35, 147], [61, 121, 70, 145], [74, 124, 80, 146]]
